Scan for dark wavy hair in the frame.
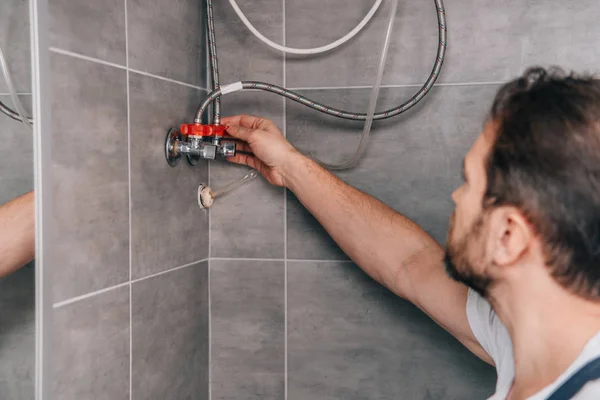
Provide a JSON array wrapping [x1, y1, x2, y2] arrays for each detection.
[[485, 67, 600, 299]]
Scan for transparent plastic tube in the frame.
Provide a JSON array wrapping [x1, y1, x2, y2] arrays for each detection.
[[318, 0, 398, 170], [197, 169, 259, 209], [0, 45, 32, 128], [211, 169, 259, 198]]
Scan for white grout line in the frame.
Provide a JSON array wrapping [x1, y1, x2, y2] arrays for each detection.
[[52, 258, 209, 309], [53, 282, 131, 309], [130, 68, 208, 91], [130, 258, 209, 284], [208, 160, 212, 400], [282, 0, 288, 397], [48, 47, 209, 92], [208, 256, 212, 400], [124, 0, 133, 397], [49, 47, 126, 69], [286, 80, 506, 91], [205, 5, 217, 398], [204, 16, 213, 400], [433, 81, 506, 87], [52, 254, 350, 311], [211, 257, 284, 263], [0, 92, 32, 96], [288, 258, 354, 263], [210, 257, 354, 263]]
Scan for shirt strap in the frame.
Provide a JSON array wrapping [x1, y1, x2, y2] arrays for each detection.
[[546, 356, 600, 400]]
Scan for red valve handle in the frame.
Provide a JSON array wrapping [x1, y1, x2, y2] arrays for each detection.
[[180, 123, 227, 137]]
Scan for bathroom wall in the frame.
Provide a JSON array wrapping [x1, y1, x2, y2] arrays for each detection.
[[46, 0, 209, 398], [0, 0, 34, 399], [208, 0, 600, 399]]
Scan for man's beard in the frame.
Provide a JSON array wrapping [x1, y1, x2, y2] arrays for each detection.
[[444, 213, 493, 298]]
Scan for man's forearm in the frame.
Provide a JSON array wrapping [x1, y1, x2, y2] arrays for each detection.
[[0, 192, 35, 278], [283, 154, 443, 299]]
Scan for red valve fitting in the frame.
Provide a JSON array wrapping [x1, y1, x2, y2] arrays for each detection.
[[180, 123, 227, 137]]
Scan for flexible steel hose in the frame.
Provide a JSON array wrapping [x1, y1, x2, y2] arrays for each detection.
[[0, 46, 32, 125], [0, 100, 31, 123], [196, 0, 446, 123], [206, 0, 222, 124]]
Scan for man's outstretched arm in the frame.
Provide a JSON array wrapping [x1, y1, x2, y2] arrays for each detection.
[[0, 191, 35, 278], [223, 115, 493, 365]]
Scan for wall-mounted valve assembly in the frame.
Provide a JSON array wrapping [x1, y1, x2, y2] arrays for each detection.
[[165, 123, 236, 167], [163, 0, 447, 209]]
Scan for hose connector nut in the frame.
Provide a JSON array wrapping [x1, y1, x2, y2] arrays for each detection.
[[219, 142, 236, 158]]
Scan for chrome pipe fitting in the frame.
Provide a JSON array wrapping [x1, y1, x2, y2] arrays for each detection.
[[165, 128, 236, 167]]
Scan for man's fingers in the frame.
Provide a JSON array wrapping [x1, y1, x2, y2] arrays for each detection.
[[225, 124, 254, 141], [220, 115, 244, 127], [227, 152, 252, 167], [221, 114, 276, 132]]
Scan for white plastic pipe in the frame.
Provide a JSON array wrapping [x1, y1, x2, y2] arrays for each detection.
[[228, 0, 382, 55]]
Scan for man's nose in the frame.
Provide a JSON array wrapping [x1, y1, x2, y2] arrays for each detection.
[[451, 187, 460, 204]]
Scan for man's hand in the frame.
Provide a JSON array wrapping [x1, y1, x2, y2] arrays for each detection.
[[222, 115, 303, 187]]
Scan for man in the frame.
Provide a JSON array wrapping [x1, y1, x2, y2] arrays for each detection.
[[0, 191, 34, 278], [221, 68, 600, 399]]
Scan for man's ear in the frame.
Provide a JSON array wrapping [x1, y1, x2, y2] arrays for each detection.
[[487, 206, 532, 267]]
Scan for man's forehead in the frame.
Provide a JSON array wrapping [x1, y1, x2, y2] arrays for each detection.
[[466, 123, 496, 171]]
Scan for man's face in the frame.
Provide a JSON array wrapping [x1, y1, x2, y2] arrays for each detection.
[[445, 123, 496, 297]]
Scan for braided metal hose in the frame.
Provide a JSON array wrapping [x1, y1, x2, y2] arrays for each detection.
[[195, 0, 446, 123], [206, 0, 222, 124], [0, 45, 33, 124], [0, 100, 32, 123]]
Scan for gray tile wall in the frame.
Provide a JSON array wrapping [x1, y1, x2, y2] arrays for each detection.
[[0, 1, 34, 399], [46, 0, 209, 398], [211, 260, 285, 400], [0, 263, 35, 400], [207, 0, 600, 399]]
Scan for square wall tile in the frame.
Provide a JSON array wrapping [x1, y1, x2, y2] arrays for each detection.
[[211, 259, 285, 400], [49, 0, 126, 65], [53, 286, 130, 400], [287, 261, 496, 400], [285, 0, 600, 88], [212, 0, 283, 84], [0, 95, 33, 205], [128, 0, 206, 87], [285, 85, 498, 258], [129, 72, 208, 280], [285, 0, 438, 88], [132, 261, 208, 400], [0, 0, 31, 92], [51, 53, 129, 302], [517, 0, 600, 75], [0, 263, 34, 400], [210, 91, 284, 259]]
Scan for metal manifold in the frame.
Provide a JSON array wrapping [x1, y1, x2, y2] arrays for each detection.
[[165, 123, 236, 167]]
